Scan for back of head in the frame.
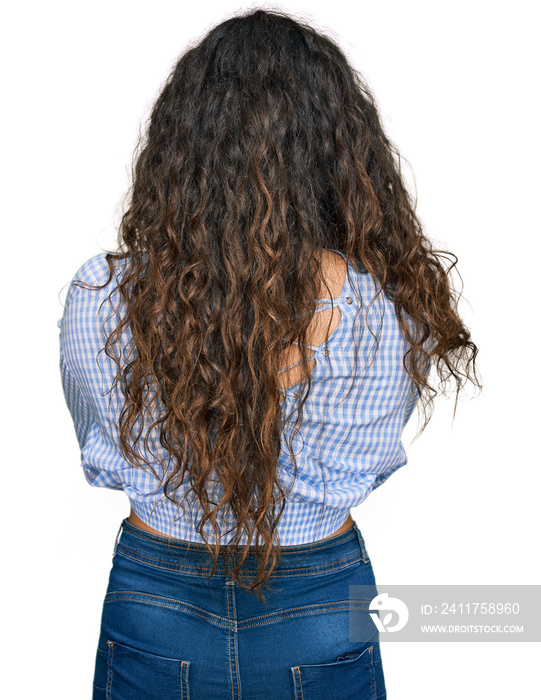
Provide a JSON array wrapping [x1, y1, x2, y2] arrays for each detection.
[[126, 8, 389, 274]]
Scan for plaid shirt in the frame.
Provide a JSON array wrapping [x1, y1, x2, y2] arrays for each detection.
[[58, 251, 424, 545]]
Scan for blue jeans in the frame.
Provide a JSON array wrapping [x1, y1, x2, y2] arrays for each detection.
[[92, 517, 387, 699]]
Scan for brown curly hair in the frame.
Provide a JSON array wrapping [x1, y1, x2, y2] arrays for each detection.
[[72, 8, 481, 603]]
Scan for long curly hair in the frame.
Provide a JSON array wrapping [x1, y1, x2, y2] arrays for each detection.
[[72, 8, 480, 603]]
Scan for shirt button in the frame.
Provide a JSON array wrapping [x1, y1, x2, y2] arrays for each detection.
[[346, 296, 353, 304], [292, 392, 299, 399], [323, 348, 330, 356]]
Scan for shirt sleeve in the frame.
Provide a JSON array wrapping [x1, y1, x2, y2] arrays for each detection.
[[57, 280, 98, 452], [402, 350, 432, 429], [402, 382, 419, 428], [57, 274, 124, 490], [58, 342, 96, 452]]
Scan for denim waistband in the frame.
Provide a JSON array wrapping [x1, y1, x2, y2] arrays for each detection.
[[112, 516, 370, 579]]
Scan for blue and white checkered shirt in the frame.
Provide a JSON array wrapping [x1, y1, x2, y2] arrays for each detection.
[[58, 250, 425, 545]]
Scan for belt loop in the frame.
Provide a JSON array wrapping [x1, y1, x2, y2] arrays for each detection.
[[112, 520, 124, 559], [353, 522, 370, 563]]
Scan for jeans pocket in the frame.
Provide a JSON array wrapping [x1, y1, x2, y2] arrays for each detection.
[[96, 639, 190, 700], [291, 643, 385, 700]]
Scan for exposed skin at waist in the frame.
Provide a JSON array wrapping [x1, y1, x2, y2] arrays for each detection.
[[127, 507, 354, 544]]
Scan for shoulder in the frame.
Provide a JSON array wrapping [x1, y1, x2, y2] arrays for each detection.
[[318, 249, 371, 303], [317, 249, 350, 298], [71, 252, 115, 288], [60, 253, 125, 354], [65, 252, 126, 306]]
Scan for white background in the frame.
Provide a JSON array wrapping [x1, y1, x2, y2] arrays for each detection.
[[2, 0, 539, 697]]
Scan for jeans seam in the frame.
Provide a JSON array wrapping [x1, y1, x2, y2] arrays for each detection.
[[226, 580, 240, 699], [106, 641, 113, 700], [180, 660, 190, 700], [115, 542, 364, 576], [112, 522, 123, 559], [291, 666, 304, 700], [369, 646, 377, 700], [353, 524, 370, 563]]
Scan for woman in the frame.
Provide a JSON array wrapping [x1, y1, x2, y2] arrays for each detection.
[[58, 9, 480, 699]]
